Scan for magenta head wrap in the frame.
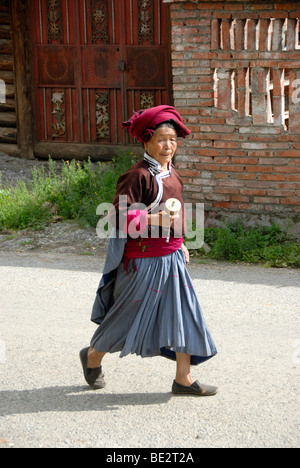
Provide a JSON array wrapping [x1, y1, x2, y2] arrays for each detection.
[[122, 105, 191, 143]]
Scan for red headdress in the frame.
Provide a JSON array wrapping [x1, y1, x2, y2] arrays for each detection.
[[122, 105, 191, 143]]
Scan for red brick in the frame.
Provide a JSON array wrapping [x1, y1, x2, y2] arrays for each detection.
[[198, 3, 224, 11], [184, 2, 196, 10], [221, 165, 244, 172], [214, 157, 230, 163], [215, 188, 241, 195], [224, 3, 243, 11], [240, 188, 267, 196], [268, 190, 296, 197], [195, 164, 220, 171], [261, 11, 288, 19], [214, 141, 240, 149], [194, 149, 219, 157], [287, 175, 300, 182], [245, 165, 273, 173], [223, 150, 246, 157], [275, 3, 300, 11], [211, 18, 220, 50], [281, 198, 300, 205], [213, 202, 232, 209], [258, 174, 286, 181], [254, 197, 280, 204], [248, 3, 274, 10], [275, 183, 300, 190], [234, 158, 258, 164], [232, 173, 257, 180], [273, 166, 299, 173], [232, 195, 250, 202], [279, 150, 300, 157], [205, 193, 231, 202], [178, 169, 200, 177]]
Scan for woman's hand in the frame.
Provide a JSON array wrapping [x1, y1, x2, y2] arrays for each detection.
[[147, 211, 179, 228], [181, 243, 190, 266]]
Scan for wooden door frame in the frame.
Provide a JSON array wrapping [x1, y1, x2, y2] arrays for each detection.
[[9, 0, 35, 159]]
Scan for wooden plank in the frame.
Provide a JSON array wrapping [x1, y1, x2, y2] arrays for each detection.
[[0, 24, 10, 39], [0, 0, 9, 12], [0, 70, 14, 84], [0, 98, 15, 111], [4, 84, 14, 98], [0, 111, 16, 126], [0, 126, 17, 143], [0, 38, 12, 54], [0, 12, 9, 25], [0, 54, 13, 70], [0, 143, 20, 157]]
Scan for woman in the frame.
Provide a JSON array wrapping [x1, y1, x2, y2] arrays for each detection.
[[80, 105, 218, 396]]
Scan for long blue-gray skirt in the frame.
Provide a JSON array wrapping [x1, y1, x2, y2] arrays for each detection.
[[90, 248, 217, 366]]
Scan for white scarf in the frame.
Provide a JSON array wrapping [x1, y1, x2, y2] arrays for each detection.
[[143, 153, 171, 213]]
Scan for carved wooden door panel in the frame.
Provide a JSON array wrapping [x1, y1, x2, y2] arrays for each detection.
[[30, 0, 170, 145]]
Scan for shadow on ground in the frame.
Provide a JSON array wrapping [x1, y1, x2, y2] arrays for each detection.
[[0, 386, 172, 417]]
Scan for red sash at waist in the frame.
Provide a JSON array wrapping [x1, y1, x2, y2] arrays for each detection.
[[123, 236, 184, 259]]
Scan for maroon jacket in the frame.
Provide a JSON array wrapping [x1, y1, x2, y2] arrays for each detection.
[[109, 159, 186, 239]]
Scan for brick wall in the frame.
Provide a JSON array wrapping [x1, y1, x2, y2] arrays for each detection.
[[165, 0, 300, 235]]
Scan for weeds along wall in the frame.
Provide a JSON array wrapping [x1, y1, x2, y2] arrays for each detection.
[[165, 0, 300, 235]]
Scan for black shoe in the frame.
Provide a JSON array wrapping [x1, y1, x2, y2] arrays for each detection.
[[79, 347, 106, 389], [172, 380, 218, 396]]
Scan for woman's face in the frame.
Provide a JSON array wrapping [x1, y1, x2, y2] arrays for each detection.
[[144, 126, 178, 168]]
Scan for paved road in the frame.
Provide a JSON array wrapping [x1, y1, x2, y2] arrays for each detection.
[[0, 251, 299, 448]]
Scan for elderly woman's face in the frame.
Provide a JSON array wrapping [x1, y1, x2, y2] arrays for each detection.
[[144, 126, 178, 168]]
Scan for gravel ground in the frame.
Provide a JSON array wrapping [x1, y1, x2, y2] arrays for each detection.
[[0, 248, 299, 449], [0, 151, 64, 187]]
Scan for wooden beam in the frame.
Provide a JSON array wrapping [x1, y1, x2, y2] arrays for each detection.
[[0, 24, 10, 40], [0, 38, 13, 55], [0, 54, 13, 70], [0, 98, 15, 111], [0, 143, 20, 157], [0, 126, 17, 143], [9, 0, 34, 159], [0, 70, 14, 84], [0, 111, 16, 127]]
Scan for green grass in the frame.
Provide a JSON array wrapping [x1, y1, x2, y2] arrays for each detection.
[[0, 150, 137, 231], [191, 221, 300, 268], [0, 154, 299, 268]]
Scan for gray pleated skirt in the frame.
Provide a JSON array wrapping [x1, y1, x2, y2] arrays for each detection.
[[90, 249, 217, 365]]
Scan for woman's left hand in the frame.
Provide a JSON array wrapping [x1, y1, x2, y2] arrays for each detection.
[[181, 243, 190, 266]]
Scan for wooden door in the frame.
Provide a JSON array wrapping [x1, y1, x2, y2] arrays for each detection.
[[30, 0, 171, 146]]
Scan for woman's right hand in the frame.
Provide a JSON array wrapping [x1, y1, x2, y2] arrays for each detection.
[[147, 211, 179, 228]]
